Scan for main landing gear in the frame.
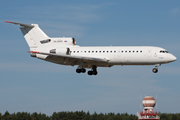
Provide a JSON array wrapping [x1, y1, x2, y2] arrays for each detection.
[[152, 64, 160, 73], [87, 65, 98, 75], [76, 68, 86, 73], [76, 65, 98, 75], [76, 63, 86, 73]]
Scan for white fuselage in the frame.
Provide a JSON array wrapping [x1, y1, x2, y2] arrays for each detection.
[[43, 46, 176, 68]]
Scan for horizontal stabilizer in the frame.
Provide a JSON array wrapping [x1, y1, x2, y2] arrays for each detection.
[[5, 21, 34, 27]]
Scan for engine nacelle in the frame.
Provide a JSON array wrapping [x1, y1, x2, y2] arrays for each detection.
[[50, 47, 70, 55]]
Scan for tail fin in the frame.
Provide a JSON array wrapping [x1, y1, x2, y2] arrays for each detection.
[[5, 21, 49, 50]]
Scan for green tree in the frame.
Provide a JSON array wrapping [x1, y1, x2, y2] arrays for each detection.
[[3, 111, 11, 120], [31, 112, 38, 120], [51, 112, 58, 120]]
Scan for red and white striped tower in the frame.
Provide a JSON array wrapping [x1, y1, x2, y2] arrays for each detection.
[[137, 96, 160, 120]]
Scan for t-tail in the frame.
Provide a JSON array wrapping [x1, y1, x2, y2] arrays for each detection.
[[5, 21, 49, 52], [5, 21, 77, 59]]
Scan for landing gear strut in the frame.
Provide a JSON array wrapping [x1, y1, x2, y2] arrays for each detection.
[[88, 65, 98, 75], [76, 63, 86, 74], [152, 64, 160, 73]]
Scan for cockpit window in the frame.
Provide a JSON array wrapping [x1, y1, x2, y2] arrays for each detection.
[[160, 50, 168, 53]]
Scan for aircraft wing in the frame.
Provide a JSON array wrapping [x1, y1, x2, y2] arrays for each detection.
[[30, 51, 109, 63]]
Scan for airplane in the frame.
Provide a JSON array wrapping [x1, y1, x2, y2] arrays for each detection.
[[5, 21, 177, 75]]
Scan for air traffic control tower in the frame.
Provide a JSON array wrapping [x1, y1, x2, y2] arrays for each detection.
[[137, 96, 160, 120]]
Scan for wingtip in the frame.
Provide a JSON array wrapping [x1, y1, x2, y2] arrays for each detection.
[[4, 21, 12, 23]]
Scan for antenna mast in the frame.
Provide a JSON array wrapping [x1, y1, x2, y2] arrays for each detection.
[[140, 95, 142, 111], [156, 94, 158, 112]]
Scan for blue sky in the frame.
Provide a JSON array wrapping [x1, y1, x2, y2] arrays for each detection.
[[0, 0, 180, 116]]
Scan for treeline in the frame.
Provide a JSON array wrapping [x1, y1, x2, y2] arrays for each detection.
[[0, 111, 137, 120], [158, 112, 180, 120], [0, 111, 180, 120]]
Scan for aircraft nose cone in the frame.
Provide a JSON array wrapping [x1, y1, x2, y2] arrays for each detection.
[[171, 55, 177, 62]]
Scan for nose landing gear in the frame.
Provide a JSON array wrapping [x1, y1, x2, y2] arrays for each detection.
[[152, 68, 158, 73], [152, 64, 160, 73]]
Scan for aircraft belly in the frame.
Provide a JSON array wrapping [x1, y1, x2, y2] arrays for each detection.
[[45, 56, 76, 66]]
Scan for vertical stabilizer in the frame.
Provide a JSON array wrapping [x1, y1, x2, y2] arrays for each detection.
[[20, 24, 49, 49], [5, 21, 49, 51]]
